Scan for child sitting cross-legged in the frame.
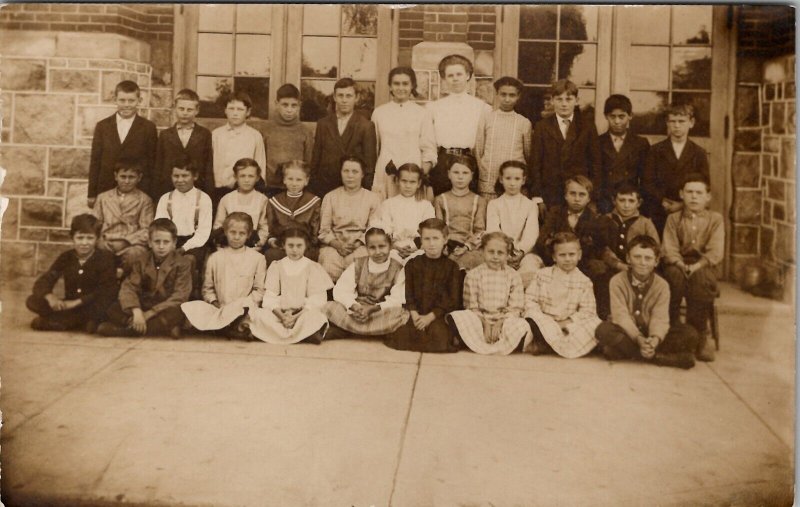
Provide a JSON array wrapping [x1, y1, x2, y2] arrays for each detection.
[[27, 214, 117, 333], [596, 235, 699, 369], [181, 212, 266, 340], [385, 218, 463, 353], [447, 231, 532, 355], [524, 231, 601, 358], [97, 218, 192, 338], [250, 227, 333, 345], [323, 227, 409, 340], [374, 163, 435, 263]]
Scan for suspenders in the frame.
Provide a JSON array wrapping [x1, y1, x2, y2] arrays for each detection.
[[441, 194, 479, 232], [166, 190, 201, 232]]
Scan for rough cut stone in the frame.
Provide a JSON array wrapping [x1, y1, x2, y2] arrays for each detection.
[[0, 31, 57, 58], [49, 147, 91, 180], [49, 69, 99, 93], [0, 58, 47, 91], [733, 129, 761, 152], [737, 56, 761, 82], [0, 241, 37, 277], [760, 226, 775, 260], [780, 138, 795, 180], [149, 87, 173, 108], [37, 242, 69, 273], [763, 136, 781, 153], [0, 146, 46, 195], [735, 85, 760, 127], [767, 179, 785, 201], [732, 153, 760, 188], [20, 199, 63, 228], [763, 198, 772, 225], [77, 105, 117, 138], [733, 189, 761, 224], [65, 182, 91, 225], [20, 227, 48, 241], [773, 203, 785, 221], [67, 59, 88, 68], [101, 71, 139, 103], [732, 225, 759, 255], [787, 102, 795, 134], [1, 197, 19, 240], [49, 228, 73, 243], [775, 223, 795, 264], [771, 103, 786, 134], [13, 94, 75, 145], [47, 181, 65, 197]]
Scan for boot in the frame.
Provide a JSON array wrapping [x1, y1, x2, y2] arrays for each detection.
[[696, 331, 716, 362], [653, 351, 695, 369]]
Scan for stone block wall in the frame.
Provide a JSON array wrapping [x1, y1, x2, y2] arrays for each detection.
[[731, 53, 796, 302], [0, 31, 174, 279]]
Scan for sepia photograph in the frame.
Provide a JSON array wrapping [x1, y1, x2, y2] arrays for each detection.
[[0, 3, 795, 505]]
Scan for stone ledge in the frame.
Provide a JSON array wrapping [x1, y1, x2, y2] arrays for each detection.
[[1, 30, 150, 62]]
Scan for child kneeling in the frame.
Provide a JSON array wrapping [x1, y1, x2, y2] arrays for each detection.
[[596, 235, 698, 369], [447, 232, 532, 355], [181, 212, 266, 339], [97, 218, 191, 337], [250, 227, 333, 345], [385, 218, 462, 353], [524, 232, 601, 358], [323, 228, 409, 339]]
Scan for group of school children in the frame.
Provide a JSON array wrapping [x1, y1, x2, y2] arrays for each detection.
[[27, 54, 724, 369]]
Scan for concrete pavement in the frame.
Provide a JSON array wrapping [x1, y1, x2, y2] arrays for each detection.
[[0, 283, 794, 506]]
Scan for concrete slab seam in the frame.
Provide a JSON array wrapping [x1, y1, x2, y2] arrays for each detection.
[[388, 353, 423, 507]]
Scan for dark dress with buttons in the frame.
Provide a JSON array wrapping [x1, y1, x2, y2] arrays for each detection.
[[27, 249, 118, 329]]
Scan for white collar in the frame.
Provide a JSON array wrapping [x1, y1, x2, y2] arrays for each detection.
[[368, 258, 391, 273], [173, 187, 197, 198], [557, 114, 574, 123], [116, 113, 135, 124]]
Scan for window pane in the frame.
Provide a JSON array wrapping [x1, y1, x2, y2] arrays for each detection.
[[629, 46, 669, 90], [519, 5, 557, 40], [304, 5, 340, 35], [355, 81, 376, 113], [518, 41, 556, 85], [415, 70, 434, 101], [628, 6, 670, 45], [235, 35, 271, 76], [341, 4, 378, 36], [672, 6, 712, 45], [558, 43, 596, 86], [197, 75, 232, 118], [519, 86, 552, 125], [630, 90, 669, 135], [197, 33, 233, 75], [672, 47, 712, 90], [198, 4, 234, 32], [560, 5, 598, 42], [236, 4, 272, 34], [301, 80, 334, 122], [577, 88, 595, 117], [340, 38, 377, 80], [673, 92, 711, 136], [302, 37, 339, 78], [234, 77, 269, 119]]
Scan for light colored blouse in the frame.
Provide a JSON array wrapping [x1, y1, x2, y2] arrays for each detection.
[[486, 193, 539, 254]]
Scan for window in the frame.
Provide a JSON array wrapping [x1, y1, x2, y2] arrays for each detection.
[[516, 5, 600, 124], [627, 5, 713, 136], [194, 4, 274, 119], [299, 4, 379, 121]]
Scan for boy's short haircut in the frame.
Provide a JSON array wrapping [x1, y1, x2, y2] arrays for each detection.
[[223, 211, 254, 234], [550, 79, 578, 97], [603, 94, 632, 115], [114, 80, 140, 96], [172, 158, 200, 176], [334, 77, 357, 92], [276, 83, 301, 101], [225, 91, 253, 109], [114, 159, 143, 174], [438, 54, 473, 79], [280, 225, 311, 247], [666, 103, 695, 119], [493, 76, 524, 93], [149, 218, 178, 240], [174, 88, 200, 104], [418, 217, 449, 237], [628, 234, 661, 258], [682, 172, 710, 191], [549, 231, 581, 255], [340, 154, 366, 172], [564, 174, 594, 195], [612, 181, 642, 200], [70, 213, 102, 237], [365, 226, 391, 244], [481, 230, 515, 253]]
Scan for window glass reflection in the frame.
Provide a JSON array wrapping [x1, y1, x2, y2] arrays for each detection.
[[519, 5, 557, 40], [629, 47, 670, 90], [518, 41, 556, 85], [558, 43, 596, 86], [198, 4, 234, 32], [235, 34, 271, 76], [630, 90, 669, 135], [341, 4, 378, 36], [672, 6, 712, 45], [197, 76, 232, 118], [197, 33, 233, 75], [627, 6, 670, 45], [340, 38, 377, 80], [672, 47, 712, 90], [236, 4, 272, 34], [302, 37, 339, 78], [233, 77, 270, 119], [560, 5, 598, 42], [300, 80, 335, 122], [303, 5, 340, 36]]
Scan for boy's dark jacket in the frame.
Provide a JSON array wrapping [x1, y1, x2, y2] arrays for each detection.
[[119, 250, 192, 313], [641, 138, 709, 219], [597, 132, 650, 213], [154, 124, 214, 198], [535, 205, 602, 266], [89, 114, 158, 199], [309, 111, 377, 197], [530, 108, 601, 207]]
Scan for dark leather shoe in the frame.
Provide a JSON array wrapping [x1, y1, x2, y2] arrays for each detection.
[[653, 352, 695, 369]]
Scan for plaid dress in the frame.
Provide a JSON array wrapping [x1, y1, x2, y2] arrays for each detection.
[[448, 263, 532, 355], [524, 266, 601, 358]]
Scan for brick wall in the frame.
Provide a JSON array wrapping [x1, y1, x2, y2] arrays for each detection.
[[730, 5, 796, 302]]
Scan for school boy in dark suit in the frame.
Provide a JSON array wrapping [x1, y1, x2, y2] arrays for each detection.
[[309, 77, 377, 198], [153, 89, 214, 198], [597, 94, 650, 214], [529, 79, 601, 211], [88, 80, 158, 206], [641, 103, 710, 233]]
